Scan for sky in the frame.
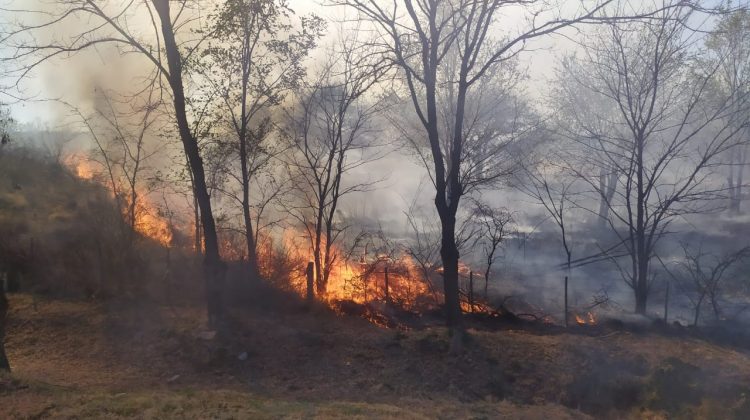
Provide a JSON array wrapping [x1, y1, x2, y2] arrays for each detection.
[[0, 0, 577, 228], [0, 0, 725, 225], [0, 0, 575, 126]]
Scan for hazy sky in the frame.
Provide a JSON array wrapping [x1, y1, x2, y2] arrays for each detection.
[[1, 0, 574, 125]]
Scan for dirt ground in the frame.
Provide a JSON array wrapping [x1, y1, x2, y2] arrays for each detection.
[[2, 292, 750, 419]]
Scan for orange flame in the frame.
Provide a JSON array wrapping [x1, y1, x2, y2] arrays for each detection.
[[575, 312, 597, 326], [67, 155, 173, 246], [65, 155, 97, 180], [134, 199, 173, 246], [270, 230, 433, 312]]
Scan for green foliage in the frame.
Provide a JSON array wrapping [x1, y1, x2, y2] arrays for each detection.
[[193, 0, 325, 147]]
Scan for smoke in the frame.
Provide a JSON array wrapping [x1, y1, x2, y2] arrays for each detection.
[[5, 0, 749, 326]]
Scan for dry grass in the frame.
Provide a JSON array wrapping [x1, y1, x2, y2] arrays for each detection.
[[2, 292, 750, 419]]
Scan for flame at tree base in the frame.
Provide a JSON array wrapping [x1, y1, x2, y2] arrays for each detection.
[[260, 231, 437, 316], [575, 312, 597, 326]]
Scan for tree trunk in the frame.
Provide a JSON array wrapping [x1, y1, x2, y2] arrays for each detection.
[[634, 276, 648, 315], [634, 252, 649, 315], [634, 133, 648, 315], [468, 271, 474, 313], [484, 269, 490, 300], [737, 146, 745, 212], [152, 0, 224, 327], [313, 231, 324, 297], [238, 29, 259, 281], [439, 210, 462, 331], [313, 204, 326, 296], [384, 266, 390, 303], [188, 157, 202, 253], [241, 167, 259, 280], [484, 247, 495, 300], [710, 291, 721, 320], [693, 292, 706, 326], [0, 285, 10, 372], [598, 167, 609, 225], [598, 168, 617, 227], [305, 262, 314, 305]]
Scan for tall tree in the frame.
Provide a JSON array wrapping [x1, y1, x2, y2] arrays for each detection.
[[332, 0, 617, 347], [706, 9, 750, 213], [65, 86, 162, 241], [561, 7, 750, 314], [3, 0, 226, 325], [284, 38, 387, 297], [551, 55, 622, 228], [198, 0, 323, 279]]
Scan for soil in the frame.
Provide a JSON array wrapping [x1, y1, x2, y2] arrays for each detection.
[[2, 289, 750, 419]]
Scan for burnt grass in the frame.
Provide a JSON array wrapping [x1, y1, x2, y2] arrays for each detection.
[[4, 282, 750, 419]]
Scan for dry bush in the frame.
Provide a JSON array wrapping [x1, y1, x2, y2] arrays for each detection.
[[257, 234, 307, 292]]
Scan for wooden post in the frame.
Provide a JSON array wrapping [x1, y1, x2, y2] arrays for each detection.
[[384, 266, 390, 303], [469, 271, 474, 313], [564, 276, 569, 327], [664, 280, 670, 324], [305, 262, 314, 305]]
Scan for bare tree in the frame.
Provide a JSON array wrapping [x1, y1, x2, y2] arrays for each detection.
[[198, 0, 323, 279], [65, 85, 163, 240], [519, 164, 578, 277], [63, 86, 170, 294], [551, 55, 622, 228], [3, 0, 229, 325], [331, 0, 652, 345], [562, 7, 750, 314], [677, 242, 750, 326], [470, 200, 513, 299], [706, 9, 750, 213], [283, 37, 387, 297]]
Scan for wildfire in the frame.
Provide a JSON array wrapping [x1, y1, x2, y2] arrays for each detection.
[[273, 230, 433, 312], [575, 312, 597, 326], [65, 154, 98, 180], [134, 200, 173, 246], [67, 155, 174, 246]]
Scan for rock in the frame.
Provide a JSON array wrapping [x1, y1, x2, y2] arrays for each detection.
[[237, 352, 248, 361], [167, 374, 180, 383]]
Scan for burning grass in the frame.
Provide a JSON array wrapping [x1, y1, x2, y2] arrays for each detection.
[[60, 153, 549, 330], [575, 312, 598, 326], [262, 231, 437, 312], [65, 156, 174, 247]]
